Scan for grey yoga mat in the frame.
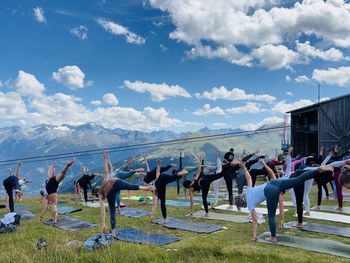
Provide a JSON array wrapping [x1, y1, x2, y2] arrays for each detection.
[[44, 217, 96, 231], [311, 206, 350, 214], [57, 206, 82, 215], [284, 221, 350, 238], [119, 207, 151, 218], [191, 211, 249, 223], [258, 232, 350, 259], [116, 228, 181, 245], [152, 217, 223, 233]]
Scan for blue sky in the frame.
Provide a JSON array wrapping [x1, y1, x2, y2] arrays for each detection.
[[0, 0, 349, 132]]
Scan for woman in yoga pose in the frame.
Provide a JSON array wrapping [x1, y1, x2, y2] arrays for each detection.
[[98, 152, 153, 237], [241, 161, 333, 242], [3, 161, 24, 212], [76, 167, 100, 203], [150, 159, 188, 224], [39, 160, 75, 223]]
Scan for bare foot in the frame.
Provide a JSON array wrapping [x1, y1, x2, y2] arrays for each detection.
[[227, 205, 233, 210], [163, 218, 168, 224], [314, 206, 320, 211], [265, 236, 277, 243], [336, 207, 343, 212], [294, 223, 303, 229], [111, 229, 117, 238], [204, 213, 209, 218], [251, 236, 258, 242], [303, 211, 310, 216], [149, 216, 154, 223]]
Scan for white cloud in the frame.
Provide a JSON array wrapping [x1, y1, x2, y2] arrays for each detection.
[[103, 93, 119, 106], [240, 116, 284, 131], [0, 92, 27, 120], [312, 66, 350, 87], [296, 41, 347, 62], [149, 0, 350, 69], [195, 86, 275, 103], [33, 7, 46, 24], [123, 80, 191, 102], [97, 18, 145, 45], [52, 65, 85, 89], [295, 75, 311, 83], [285, 75, 291, 82], [251, 44, 299, 70], [193, 104, 225, 116], [160, 44, 168, 52], [11, 70, 45, 97], [91, 100, 102, 106], [226, 102, 264, 114], [285, 91, 293, 97], [70, 25, 88, 40], [272, 99, 314, 114]]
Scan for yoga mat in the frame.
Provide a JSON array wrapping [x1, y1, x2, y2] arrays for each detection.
[[215, 204, 287, 215], [153, 217, 223, 233], [123, 195, 153, 201], [258, 232, 350, 259], [301, 211, 350, 224], [180, 196, 222, 202], [261, 201, 294, 207], [57, 201, 68, 205], [84, 234, 114, 250], [120, 207, 151, 218], [14, 205, 31, 211], [44, 217, 96, 231], [311, 206, 350, 214], [166, 200, 199, 207], [116, 228, 181, 245], [0, 224, 16, 234], [191, 211, 249, 223], [208, 191, 227, 197], [80, 202, 126, 208], [57, 206, 82, 215], [17, 210, 35, 220], [285, 221, 350, 238]]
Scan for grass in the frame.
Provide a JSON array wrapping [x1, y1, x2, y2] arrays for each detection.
[[1, 185, 350, 263]]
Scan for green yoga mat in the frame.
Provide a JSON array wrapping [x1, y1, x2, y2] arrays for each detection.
[[311, 206, 350, 214], [191, 211, 249, 223], [258, 232, 350, 259]]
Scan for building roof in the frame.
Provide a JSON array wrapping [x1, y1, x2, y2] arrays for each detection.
[[287, 93, 350, 114]]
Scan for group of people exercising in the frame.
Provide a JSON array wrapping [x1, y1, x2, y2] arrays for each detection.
[[2, 145, 350, 242]]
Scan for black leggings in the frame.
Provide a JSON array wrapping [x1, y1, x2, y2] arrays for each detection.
[[199, 172, 224, 213], [290, 170, 307, 224], [176, 157, 183, 195], [155, 173, 180, 219], [264, 170, 319, 237], [144, 165, 172, 184], [4, 183, 14, 212], [314, 172, 334, 206]]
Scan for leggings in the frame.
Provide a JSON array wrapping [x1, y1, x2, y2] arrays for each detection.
[[116, 170, 136, 180], [250, 168, 269, 187], [176, 156, 183, 195], [264, 169, 319, 237], [155, 173, 181, 219], [106, 180, 140, 229], [200, 172, 224, 213], [4, 184, 14, 212]]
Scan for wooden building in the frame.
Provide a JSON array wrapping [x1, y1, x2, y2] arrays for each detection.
[[288, 94, 350, 155]]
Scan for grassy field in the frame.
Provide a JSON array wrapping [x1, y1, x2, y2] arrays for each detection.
[[1, 186, 350, 263]]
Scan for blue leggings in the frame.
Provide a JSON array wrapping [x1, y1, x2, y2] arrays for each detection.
[[107, 179, 140, 229], [264, 169, 319, 237]]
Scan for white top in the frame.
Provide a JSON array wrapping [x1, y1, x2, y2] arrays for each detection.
[[247, 183, 267, 213]]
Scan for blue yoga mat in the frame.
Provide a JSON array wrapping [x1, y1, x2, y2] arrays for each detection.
[[120, 207, 151, 218], [149, 200, 199, 207], [15, 205, 31, 211], [153, 217, 223, 233], [84, 234, 114, 250], [57, 206, 82, 215], [116, 228, 181, 245]]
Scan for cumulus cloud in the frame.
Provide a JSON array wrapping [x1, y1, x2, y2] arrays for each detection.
[[70, 25, 88, 40], [285, 75, 291, 82], [33, 7, 46, 24], [103, 93, 119, 106], [296, 41, 347, 62], [91, 100, 102, 106], [123, 80, 191, 102], [312, 66, 350, 87], [0, 92, 27, 120], [11, 70, 45, 97], [226, 102, 264, 114], [295, 75, 311, 83], [272, 99, 314, 114], [195, 86, 275, 103], [149, 0, 350, 69], [52, 65, 85, 89], [193, 104, 225, 116], [97, 18, 145, 45], [240, 116, 284, 131]]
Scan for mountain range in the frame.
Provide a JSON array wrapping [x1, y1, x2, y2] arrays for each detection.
[[0, 123, 288, 195]]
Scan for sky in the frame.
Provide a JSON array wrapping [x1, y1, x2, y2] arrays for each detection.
[[0, 0, 350, 133]]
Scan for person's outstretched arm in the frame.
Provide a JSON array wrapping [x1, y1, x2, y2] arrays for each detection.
[[144, 155, 151, 172], [99, 195, 107, 233], [15, 161, 23, 178], [259, 159, 276, 180]]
